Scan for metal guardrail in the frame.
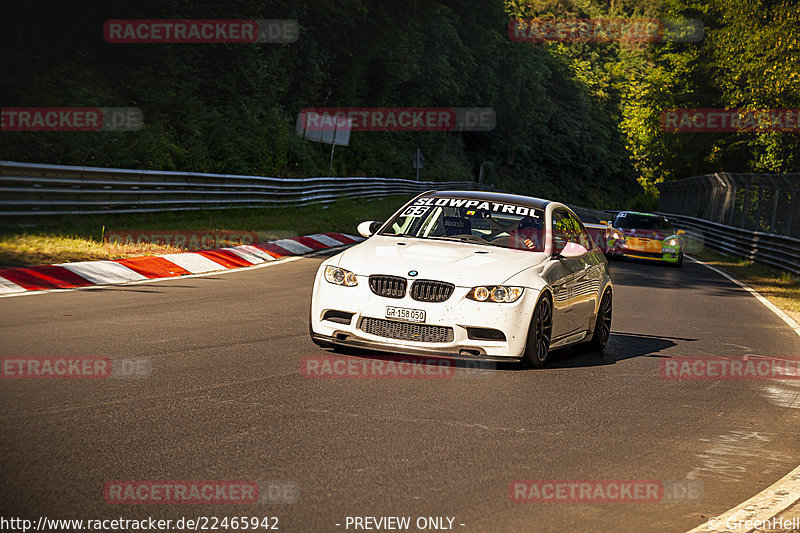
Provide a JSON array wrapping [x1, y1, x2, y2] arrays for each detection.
[[3, 161, 796, 275], [0, 161, 483, 216], [660, 212, 800, 275], [657, 172, 800, 238], [568, 205, 607, 223]]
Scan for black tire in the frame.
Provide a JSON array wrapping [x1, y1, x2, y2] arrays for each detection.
[[588, 290, 612, 351], [671, 253, 683, 267], [523, 295, 553, 368]]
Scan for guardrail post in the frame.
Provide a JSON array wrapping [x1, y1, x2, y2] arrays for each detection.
[[726, 185, 737, 226], [769, 190, 779, 234], [754, 188, 765, 231], [740, 187, 749, 228]]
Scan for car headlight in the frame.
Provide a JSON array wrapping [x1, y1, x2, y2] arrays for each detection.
[[610, 230, 624, 241], [467, 286, 524, 303], [665, 238, 679, 247], [324, 265, 358, 286]]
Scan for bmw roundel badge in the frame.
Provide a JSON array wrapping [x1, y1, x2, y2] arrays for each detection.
[[408, 270, 418, 277]]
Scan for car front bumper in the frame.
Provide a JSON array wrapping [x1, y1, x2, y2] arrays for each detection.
[[619, 251, 681, 263], [608, 242, 681, 263], [309, 272, 538, 360], [310, 331, 522, 363]]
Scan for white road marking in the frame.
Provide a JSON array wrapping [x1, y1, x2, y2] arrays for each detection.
[[762, 380, 800, 410], [686, 431, 791, 484], [686, 464, 800, 532]]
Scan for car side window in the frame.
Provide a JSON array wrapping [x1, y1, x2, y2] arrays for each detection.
[[552, 210, 575, 253], [568, 213, 593, 250], [553, 210, 591, 254]]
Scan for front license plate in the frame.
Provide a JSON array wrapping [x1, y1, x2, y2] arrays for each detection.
[[385, 306, 426, 323]]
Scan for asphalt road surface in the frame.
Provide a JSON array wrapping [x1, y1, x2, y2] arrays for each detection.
[[2, 254, 799, 532]]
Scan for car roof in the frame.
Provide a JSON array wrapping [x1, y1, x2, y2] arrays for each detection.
[[616, 211, 667, 219], [424, 190, 551, 210]]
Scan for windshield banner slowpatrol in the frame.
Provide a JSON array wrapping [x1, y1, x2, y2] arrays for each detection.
[[409, 197, 543, 218]]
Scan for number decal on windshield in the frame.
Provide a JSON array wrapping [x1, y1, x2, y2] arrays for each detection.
[[400, 205, 430, 218]]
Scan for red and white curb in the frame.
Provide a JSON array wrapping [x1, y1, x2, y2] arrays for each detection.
[[0, 232, 361, 295]]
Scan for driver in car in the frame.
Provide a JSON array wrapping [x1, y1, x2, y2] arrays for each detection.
[[511, 216, 543, 251]]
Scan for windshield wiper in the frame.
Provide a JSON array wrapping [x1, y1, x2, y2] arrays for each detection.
[[426, 235, 506, 247]]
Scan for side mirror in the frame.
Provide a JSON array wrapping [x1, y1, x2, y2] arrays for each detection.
[[357, 220, 383, 238], [556, 242, 588, 259], [677, 229, 685, 235]]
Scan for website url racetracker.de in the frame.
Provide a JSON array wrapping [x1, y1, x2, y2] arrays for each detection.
[[0, 516, 281, 532]]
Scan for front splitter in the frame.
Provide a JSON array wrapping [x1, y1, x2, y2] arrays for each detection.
[[310, 331, 522, 364]]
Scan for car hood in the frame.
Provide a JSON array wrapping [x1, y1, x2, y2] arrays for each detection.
[[335, 236, 547, 286], [616, 228, 671, 240]]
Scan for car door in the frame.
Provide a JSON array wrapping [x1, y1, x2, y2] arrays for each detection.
[[545, 209, 583, 338], [568, 212, 602, 329]]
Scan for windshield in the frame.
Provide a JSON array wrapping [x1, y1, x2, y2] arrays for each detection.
[[614, 213, 675, 233], [380, 197, 546, 252]]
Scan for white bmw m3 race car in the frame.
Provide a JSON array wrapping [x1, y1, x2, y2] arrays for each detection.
[[309, 191, 613, 367]]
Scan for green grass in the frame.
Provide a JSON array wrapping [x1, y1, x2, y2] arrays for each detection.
[[0, 196, 409, 267]]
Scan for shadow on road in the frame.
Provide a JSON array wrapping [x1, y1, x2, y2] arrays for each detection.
[[314, 330, 697, 373], [545, 331, 697, 369], [607, 258, 745, 298]]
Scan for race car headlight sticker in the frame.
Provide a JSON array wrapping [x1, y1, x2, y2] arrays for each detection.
[[468, 286, 523, 303], [324, 266, 358, 286], [665, 238, 679, 247]]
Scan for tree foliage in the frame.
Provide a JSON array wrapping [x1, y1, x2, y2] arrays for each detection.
[[1, 0, 796, 210]]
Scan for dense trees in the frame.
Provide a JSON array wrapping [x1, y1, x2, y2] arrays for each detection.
[[1, 0, 797, 209]]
